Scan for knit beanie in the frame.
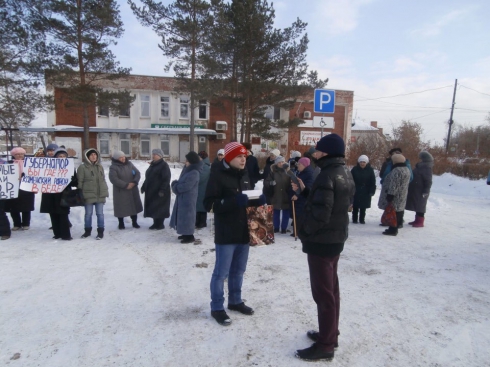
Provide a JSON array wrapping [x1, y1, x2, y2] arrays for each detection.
[[217, 149, 225, 156], [307, 146, 317, 155], [391, 153, 406, 164], [224, 142, 247, 163], [152, 149, 164, 158], [419, 151, 434, 163], [186, 151, 200, 165], [315, 133, 345, 156], [46, 143, 59, 151], [54, 148, 68, 157], [11, 147, 26, 156], [198, 150, 208, 159], [270, 149, 280, 157], [112, 150, 125, 160], [358, 155, 369, 163], [298, 157, 310, 168], [291, 150, 301, 158], [274, 156, 285, 164]]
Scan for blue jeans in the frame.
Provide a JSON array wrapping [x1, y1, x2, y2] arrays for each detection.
[[210, 243, 250, 311], [84, 202, 104, 229], [273, 209, 290, 231]]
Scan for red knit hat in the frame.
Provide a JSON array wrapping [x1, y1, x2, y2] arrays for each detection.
[[224, 142, 247, 163]]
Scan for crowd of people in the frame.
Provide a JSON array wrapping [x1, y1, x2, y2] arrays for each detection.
[[0, 136, 435, 362]]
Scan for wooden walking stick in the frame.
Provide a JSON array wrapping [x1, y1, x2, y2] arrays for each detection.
[[292, 200, 297, 241]]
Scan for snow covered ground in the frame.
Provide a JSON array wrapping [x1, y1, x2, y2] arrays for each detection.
[[1, 160, 489, 367]]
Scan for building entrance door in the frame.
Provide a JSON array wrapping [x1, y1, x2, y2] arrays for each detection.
[[179, 140, 190, 162]]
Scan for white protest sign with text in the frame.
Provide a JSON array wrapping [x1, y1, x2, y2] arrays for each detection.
[[0, 164, 20, 199], [20, 157, 75, 194]]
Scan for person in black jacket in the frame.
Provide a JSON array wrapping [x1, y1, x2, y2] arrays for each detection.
[[210, 149, 225, 174], [350, 155, 376, 224], [141, 149, 171, 230], [292, 134, 355, 362], [242, 142, 261, 189], [204, 142, 265, 326]]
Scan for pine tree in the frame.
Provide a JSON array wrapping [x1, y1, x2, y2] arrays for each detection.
[[30, 0, 132, 149], [129, 0, 213, 151]]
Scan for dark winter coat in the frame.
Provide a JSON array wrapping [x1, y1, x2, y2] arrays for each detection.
[[298, 155, 355, 257], [40, 174, 78, 215], [204, 160, 255, 245], [378, 163, 411, 211], [170, 161, 202, 235], [211, 157, 223, 174], [141, 158, 171, 219], [351, 163, 376, 209], [77, 148, 109, 204], [196, 157, 211, 213], [381, 159, 413, 184], [0, 200, 11, 237], [405, 161, 433, 213], [262, 157, 275, 180], [108, 158, 143, 218], [264, 163, 292, 210], [4, 159, 35, 212], [245, 154, 261, 189], [293, 165, 315, 223]]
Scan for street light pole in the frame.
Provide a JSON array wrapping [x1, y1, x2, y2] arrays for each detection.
[[445, 79, 458, 153]]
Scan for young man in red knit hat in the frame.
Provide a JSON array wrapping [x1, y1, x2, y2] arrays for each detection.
[[204, 142, 265, 326]]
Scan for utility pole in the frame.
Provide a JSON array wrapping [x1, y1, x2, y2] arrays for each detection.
[[445, 79, 458, 153]]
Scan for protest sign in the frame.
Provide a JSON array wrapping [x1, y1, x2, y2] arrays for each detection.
[[0, 164, 19, 199], [20, 157, 75, 194]]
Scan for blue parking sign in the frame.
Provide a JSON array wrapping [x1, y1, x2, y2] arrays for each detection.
[[314, 89, 335, 113]]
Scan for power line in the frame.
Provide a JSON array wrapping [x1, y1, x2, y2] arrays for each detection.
[[459, 85, 490, 98], [355, 85, 453, 102]]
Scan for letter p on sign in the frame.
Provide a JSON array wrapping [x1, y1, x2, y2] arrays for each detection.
[[314, 89, 335, 113]]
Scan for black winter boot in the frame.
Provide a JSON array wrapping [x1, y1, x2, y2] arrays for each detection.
[[352, 208, 358, 223], [382, 226, 398, 236], [81, 227, 92, 238], [118, 218, 125, 230], [359, 209, 366, 224], [131, 215, 140, 228], [180, 235, 195, 244], [96, 228, 104, 240]]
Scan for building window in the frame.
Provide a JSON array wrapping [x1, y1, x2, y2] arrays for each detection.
[[140, 94, 150, 117], [264, 106, 280, 120], [119, 102, 130, 117], [99, 133, 110, 155], [180, 97, 189, 119], [198, 100, 207, 119], [160, 135, 170, 156], [120, 133, 131, 155], [98, 105, 109, 117], [160, 96, 170, 117], [140, 134, 150, 156]]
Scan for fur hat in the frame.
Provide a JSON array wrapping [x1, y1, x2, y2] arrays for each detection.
[[198, 150, 208, 159], [391, 153, 406, 164], [298, 157, 310, 168], [274, 156, 285, 164], [152, 149, 164, 158], [270, 149, 280, 157], [112, 150, 125, 160], [11, 147, 26, 156], [315, 133, 345, 156], [46, 143, 59, 152], [186, 151, 200, 165], [242, 142, 252, 150], [291, 150, 301, 158], [419, 151, 434, 163], [54, 148, 68, 157], [358, 155, 369, 163], [217, 149, 225, 156], [389, 147, 402, 155], [224, 142, 247, 163]]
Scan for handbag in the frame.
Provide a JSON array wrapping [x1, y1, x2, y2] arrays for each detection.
[[381, 202, 397, 227], [60, 188, 85, 208]]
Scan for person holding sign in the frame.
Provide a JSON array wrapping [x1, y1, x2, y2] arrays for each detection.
[[5, 147, 35, 230], [77, 148, 109, 240], [39, 148, 76, 240]]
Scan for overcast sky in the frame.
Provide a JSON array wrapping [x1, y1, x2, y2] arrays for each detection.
[[103, 0, 490, 144]]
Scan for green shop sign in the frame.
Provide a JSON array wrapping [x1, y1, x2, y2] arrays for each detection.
[[151, 124, 204, 129]]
